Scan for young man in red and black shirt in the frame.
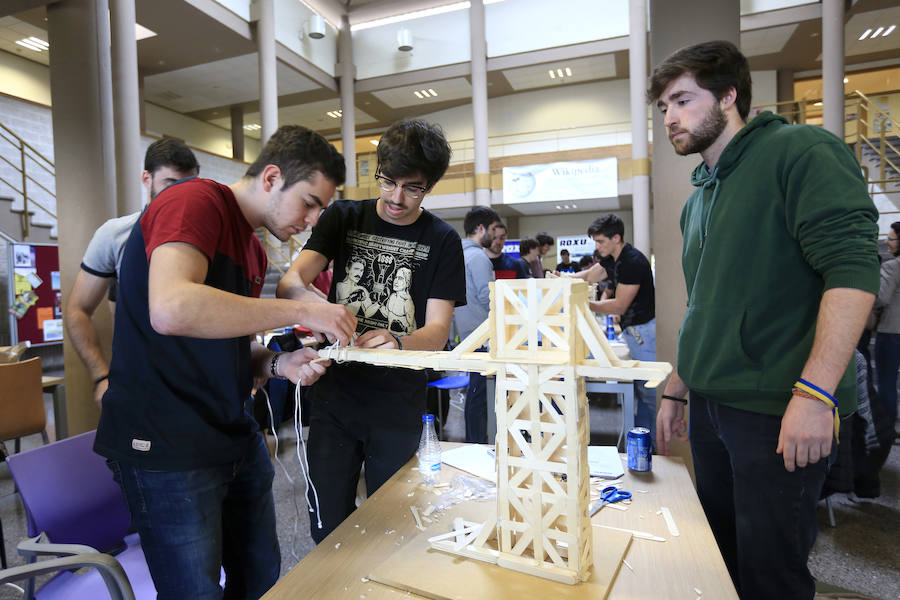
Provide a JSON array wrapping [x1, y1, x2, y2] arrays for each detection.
[[94, 126, 357, 599]]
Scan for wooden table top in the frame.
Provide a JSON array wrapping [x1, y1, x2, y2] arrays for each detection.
[[41, 375, 64, 388], [262, 443, 737, 600]]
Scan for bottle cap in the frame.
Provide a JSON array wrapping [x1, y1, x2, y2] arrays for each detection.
[[422, 414, 435, 423]]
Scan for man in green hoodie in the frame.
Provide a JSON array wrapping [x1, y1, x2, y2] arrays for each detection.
[[648, 41, 879, 600]]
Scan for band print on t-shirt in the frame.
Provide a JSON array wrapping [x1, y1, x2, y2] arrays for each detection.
[[334, 230, 430, 335]]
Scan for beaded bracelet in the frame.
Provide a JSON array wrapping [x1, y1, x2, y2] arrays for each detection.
[[269, 352, 283, 379], [793, 377, 840, 442]]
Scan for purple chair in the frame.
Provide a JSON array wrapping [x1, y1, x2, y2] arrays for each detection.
[[5, 430, 155, 599]]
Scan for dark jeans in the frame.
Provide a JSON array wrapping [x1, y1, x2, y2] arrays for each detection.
[[306, 385, 422, 544], [689, 392, 831, 600], [874, 332, 900, 427], [107, 434, 279, 600], [464, 372, 487, 443]]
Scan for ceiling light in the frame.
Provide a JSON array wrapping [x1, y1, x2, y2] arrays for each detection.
[[326, 110, 342, 118], [859, 28, 872, 40], [244, 123, 261, 131], [548, 69, 556, 79], [370, 140, 379, 146], [397, 28, 413, 51], [352, 0, 505, 32], [428, 88, 437, 96], [307, 14, 326, 39], [413, 90, 423, 99], [872, 26, 885, 38], [556, 205, 562, 210], [556, 69, 564, 78], [884, 25, 896, 36], [572, 203, 577, 209], [843, 77, 849, 84], [135, 23, 156, 40], [813, 101, 823, 106], [565, 67, 572, 76], [15, 37, 47, 51]]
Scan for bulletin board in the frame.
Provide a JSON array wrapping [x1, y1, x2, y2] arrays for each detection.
[[7, 242, 62, 346]]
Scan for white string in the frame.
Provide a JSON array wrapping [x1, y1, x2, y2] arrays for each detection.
[[257, 387, 302, 560], [294, 378, 323, 529]]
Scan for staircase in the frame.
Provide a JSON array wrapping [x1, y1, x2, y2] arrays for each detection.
[[0, 122, 57, 244], [859, 133, 900, 190]]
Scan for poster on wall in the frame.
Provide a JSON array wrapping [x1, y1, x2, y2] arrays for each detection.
[[7, 242, 62, 346], [557, 235, 596, 266], [502, 158, 618, 205]]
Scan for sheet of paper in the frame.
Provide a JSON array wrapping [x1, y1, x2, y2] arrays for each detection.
[[441, 444, 496, 483], [442, 445, 624, 481], [588, 446, 625, 479]]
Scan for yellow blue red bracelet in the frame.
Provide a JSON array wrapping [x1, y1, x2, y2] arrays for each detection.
[[793, 378, 839, 442]]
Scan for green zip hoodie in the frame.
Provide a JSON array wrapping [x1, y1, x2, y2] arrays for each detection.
[[678, 111, 879, 416]]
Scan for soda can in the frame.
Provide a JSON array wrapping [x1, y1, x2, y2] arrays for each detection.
[[626, 427, 652, 472], [605, 315, 615, 341]]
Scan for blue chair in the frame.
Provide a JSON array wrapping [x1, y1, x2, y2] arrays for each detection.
[[426, 374, 469, 439], [6, 430, 154, 599]]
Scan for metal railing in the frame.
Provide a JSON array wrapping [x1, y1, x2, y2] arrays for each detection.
[[0, 122, 57, 239]]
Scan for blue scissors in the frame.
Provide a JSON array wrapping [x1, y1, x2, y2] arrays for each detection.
[[589, 486, 632, 516]]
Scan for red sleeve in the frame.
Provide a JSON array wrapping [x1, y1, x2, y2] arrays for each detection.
[[141, 180, 225, 262]]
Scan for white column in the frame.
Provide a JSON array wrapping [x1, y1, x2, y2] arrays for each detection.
[[256, 0, 278, 143], [339, 14, 357, 193], [470, 0, 490, 207], [629, 0, 650, 257], [110, 0, 143, 215], [822, 0, 845, 138]]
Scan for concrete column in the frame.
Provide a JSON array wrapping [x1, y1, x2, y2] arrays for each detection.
[[822, 0, 845, 138], [110, 0, 143, 215], [470, 0, 490, 207], [339, 14, 357, 195], [47, 0, 117, 436], [776, 69, 795, 121], [629, 0, 650, 257], [255, 0, 278, 143], [649, 0, 740, 472], [231, 105, 244, 161]]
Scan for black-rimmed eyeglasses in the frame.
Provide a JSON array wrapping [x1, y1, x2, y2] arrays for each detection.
[[374, 174, 427, 200]]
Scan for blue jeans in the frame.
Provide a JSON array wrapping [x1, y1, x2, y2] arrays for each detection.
[[107, 434, 280, 600], [623, 318, 656, 443], [874, 332, 900, 427], [690, 392, 831, 600]]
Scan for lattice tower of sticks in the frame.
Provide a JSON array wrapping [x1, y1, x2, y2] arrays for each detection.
[[317, 278, 671, 584]]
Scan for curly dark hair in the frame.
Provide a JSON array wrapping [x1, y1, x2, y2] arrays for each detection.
[[376, 120, 452, 189], [245, 125, 345, 188]]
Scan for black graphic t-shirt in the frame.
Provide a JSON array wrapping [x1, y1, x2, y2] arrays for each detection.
[[304, 199, 466, 397], [607, 243, 654, 328]]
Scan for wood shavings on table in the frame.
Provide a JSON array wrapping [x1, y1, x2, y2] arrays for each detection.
[[660, 506, 680, 537], [410, 505, 425, 530]]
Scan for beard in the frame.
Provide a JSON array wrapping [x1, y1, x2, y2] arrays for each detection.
[[670, 102, 727, 156], [480, 231, 494, 249]]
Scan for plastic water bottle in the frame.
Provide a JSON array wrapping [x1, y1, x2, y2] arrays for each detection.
[[417, 414, 441, 486]]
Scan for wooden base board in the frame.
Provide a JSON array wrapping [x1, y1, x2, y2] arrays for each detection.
[[369, 525, 631, 600]]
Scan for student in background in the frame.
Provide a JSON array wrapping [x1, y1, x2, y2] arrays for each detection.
[[518, 238, 540, 279]]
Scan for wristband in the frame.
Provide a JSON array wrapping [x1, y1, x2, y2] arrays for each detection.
[[93, 374, 109, 387], [390, 333, 403, 350], [662, 394, 687, 405], [793, 378, 840, 442], [269, 353, 284, 379]]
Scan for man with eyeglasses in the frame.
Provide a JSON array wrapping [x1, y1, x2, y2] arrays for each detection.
[[277, 119, 466, 543]]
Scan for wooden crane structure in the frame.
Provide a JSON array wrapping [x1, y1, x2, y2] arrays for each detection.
[[318, 278, 671, 585]]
